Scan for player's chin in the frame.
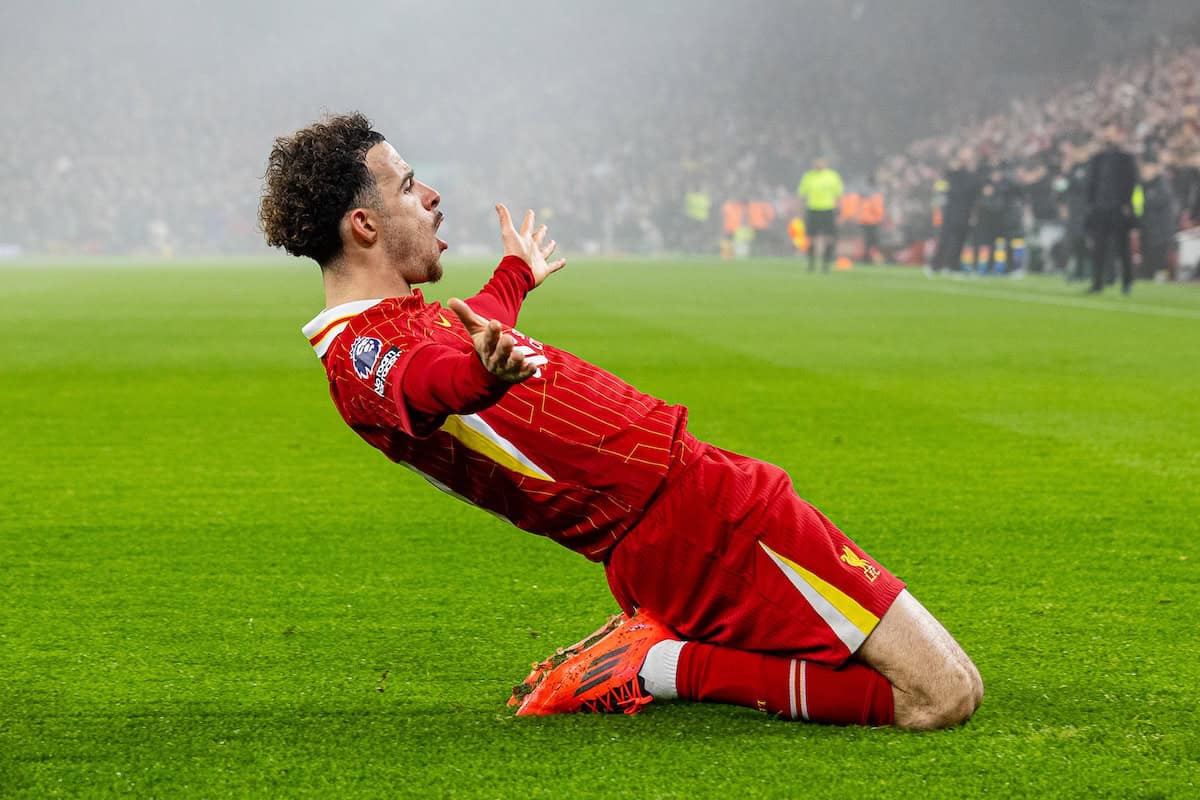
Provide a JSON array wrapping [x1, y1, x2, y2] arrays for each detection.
[[426, 256, 444, 284]]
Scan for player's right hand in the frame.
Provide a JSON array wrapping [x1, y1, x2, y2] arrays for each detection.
[[447, 297, 540, 384], [495, 204, 566, 288]]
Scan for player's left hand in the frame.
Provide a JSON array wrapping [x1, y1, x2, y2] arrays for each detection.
[[447, 297, 542, 384], [495, 204, 566, 288]]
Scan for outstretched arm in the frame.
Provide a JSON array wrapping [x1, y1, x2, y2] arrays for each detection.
[[400, 343, 511, 418], [399, 291, 546, 420], [468, 204, 566, 325], [447, 297, 546, 385]]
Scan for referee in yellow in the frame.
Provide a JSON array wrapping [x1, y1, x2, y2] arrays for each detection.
[[797, 157, 845, 272]]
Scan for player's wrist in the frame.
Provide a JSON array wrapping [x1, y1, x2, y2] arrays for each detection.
[[466, 346, 516, 395], [498, 254, 536, 288]]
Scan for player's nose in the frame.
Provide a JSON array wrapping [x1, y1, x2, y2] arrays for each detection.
[[420, 181, 440, 211]]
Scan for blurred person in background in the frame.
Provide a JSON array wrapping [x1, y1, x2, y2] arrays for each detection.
[[1022, 154, 1066, 273], [1173, 150, 1200, 226], [745, 198, 777, 257], [1190, 152, 1200, 225], [1086, 124, 1138, 294], [859, 174, 886, 263], [684, 187, 714, 254], [928, 148, 982, 275], [797, 157, 844, 272], [838, 188, 861, 232], [1059, 140, 1095, 282], [1001, 162, 1028, 275], [1137, 157, 1180, 281], [973, 163, 1023, 275]]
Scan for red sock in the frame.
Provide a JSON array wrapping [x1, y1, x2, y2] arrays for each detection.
[[675, 642, 895, 726]]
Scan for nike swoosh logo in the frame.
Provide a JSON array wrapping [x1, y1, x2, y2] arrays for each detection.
[[435, 315, 452, 328]]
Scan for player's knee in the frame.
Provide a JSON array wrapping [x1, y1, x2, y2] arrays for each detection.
[[955, 657, 984, 722], [904, 659, 982, 731], [967, 659, 984, 709]]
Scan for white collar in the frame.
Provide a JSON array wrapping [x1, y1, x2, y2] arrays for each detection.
[[301, 298, 383, 357]]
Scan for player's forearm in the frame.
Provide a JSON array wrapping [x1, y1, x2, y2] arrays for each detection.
[[466, 255, 535, 327], [401, 345, 510, 417]]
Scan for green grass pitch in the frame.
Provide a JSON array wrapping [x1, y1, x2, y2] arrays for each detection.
[[2, 257, 1198, 798]]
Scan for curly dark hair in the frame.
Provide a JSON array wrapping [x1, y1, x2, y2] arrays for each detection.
[[259, 112, 385, 267]]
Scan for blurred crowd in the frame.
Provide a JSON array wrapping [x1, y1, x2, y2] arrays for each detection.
[[0, 56, 265, 256], [411, 0, 1001, 257], [495, 29, 1200, 284], [880, 39, 1200, 282], [2, 1, 1198, 276]]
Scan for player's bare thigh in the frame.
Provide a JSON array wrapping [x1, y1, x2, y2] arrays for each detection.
[[856, 589, 983, 730]]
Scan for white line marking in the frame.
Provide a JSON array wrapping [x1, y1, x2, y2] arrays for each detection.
[[875, 279, 1200, 320]]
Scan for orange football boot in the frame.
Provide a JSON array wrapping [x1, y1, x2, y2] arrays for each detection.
[[513, 611, 673, 716], [508, 613, 629, 707]]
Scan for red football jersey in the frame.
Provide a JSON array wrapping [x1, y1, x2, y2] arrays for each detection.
[[301, 257, 691, 560]]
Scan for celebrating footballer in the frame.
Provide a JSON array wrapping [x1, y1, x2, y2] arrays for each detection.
[[259, 113, 983, 729]]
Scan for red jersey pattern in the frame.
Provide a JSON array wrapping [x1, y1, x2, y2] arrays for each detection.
[[301, 257, 691, 561]]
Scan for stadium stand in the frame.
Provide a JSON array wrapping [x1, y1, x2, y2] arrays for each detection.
[[1, 1, 1197, 269]]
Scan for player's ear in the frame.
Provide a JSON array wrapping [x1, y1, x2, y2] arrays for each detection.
[[345, 208, 379, 248]]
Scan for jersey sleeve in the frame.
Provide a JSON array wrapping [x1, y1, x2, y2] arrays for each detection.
[[465, 255, 535, 327], [363, 338, 510, 438], [398, 344, 510, 420], [332, 327, 441, 438]]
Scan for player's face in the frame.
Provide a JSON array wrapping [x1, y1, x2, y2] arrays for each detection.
[[365, 141, 445, 284]]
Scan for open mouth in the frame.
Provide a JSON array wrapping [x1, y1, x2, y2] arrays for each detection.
[[435, 213, 447, 251]]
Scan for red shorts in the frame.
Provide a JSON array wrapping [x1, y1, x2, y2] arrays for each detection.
[[605, 439, 905, 668]]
